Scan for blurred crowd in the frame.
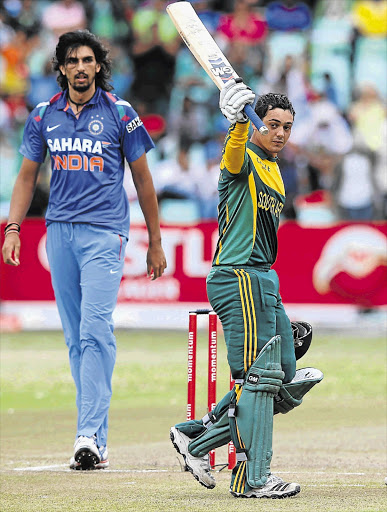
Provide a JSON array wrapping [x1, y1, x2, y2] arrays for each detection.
[[1, 0, 386, 224]]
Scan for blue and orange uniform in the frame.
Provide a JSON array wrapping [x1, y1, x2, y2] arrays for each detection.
[[20, 86, 154, 450]]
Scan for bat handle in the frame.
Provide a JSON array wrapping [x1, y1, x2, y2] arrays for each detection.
[[244, 104, 269, 135]]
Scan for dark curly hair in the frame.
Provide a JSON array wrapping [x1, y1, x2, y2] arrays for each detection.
[[52, 30, 113, 91], [254, 93, 295, 120]]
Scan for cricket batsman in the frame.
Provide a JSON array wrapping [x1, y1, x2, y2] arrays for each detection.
[[170, 79, 323, 498]]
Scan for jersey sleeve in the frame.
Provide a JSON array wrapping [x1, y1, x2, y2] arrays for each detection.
[[120, 104, 155, 163], [220, 122, 250, 177], [19, 107, 48, 163]]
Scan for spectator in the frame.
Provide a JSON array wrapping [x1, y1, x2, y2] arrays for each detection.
[[130, 0, 181, 116], [263, 54, 310, 121], [41, 0, 87, 39], [374, 118, 387, 219], [227, 39, 264, 92], [0, 27, 29, 96], [265, 0, 312, 32], [348, 83, 386, 153], [322, 72, 339, 108], [172, 46, 216, 108], [1, 0, 386, 223], [8, 0, 41, 37], [216, 0, 268, 49], [192, 0, 221, 34], [289, 94, 353, 191], [351, 0, 387, 38], [154, 146, 202, 214], [332, 145, 378, 221], [172, 96, 212, 160], [0, 11, 15, 47]]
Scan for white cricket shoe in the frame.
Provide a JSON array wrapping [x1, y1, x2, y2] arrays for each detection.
[[231, 473, 300, 499], [72, 435, 101, 470], [95, 445, 109, 469], [70, 445, 109, 470], [170, 426, 215, 489]]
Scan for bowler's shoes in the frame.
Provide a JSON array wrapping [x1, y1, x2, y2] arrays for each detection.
[[231, 473, 300, 499], [71, 435, 102, 470], [70, 444, 109, 470], [170, 426, 215, 489]]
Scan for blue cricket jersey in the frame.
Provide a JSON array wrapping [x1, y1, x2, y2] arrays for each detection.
[[20, 87, 155, 237]]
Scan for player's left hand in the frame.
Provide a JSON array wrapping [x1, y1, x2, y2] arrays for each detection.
[[147, 242, 167, 280], [219, 78, 255, 124]]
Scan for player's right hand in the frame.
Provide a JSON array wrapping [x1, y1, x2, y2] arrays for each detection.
[[219, 78, 255, 124], [2, 232, 21, 266]]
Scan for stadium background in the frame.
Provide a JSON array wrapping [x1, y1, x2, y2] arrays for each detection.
[[0, 0, 386, 331]]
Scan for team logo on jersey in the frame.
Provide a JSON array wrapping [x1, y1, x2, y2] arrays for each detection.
[[88, 119, 104, 135]]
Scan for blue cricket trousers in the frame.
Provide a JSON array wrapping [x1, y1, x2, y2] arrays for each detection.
[[46, 222, 127, 448]]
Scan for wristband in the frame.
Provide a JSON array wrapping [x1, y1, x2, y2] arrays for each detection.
[[4, 222, 20, 235], [4, 229, 20, 237]]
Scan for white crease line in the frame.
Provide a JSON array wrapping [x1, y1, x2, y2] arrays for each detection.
[[309, 484, 366, 487], [278, 471, 366, 475], [12, 465, 168, 473], [13, 464, 68, 471], [10, 467, 376, 477]]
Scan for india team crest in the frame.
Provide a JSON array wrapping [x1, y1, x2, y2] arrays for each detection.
[[88, 119, 104, 135]]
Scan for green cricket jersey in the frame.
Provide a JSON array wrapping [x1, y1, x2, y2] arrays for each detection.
[[213, 122, 285, 267]]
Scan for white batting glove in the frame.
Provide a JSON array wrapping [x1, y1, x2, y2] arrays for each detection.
[[219, 78, 255, 124]]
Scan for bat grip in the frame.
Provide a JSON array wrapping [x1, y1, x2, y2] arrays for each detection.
[[244, 104, 269, 135]]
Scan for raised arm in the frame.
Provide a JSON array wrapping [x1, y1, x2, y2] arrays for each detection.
[[129, 153, 167, 280], [2, 157, 41, 266]]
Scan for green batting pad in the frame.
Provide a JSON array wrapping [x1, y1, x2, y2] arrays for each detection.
[[187, 390, 233, 456], [174, 419, 206, 439], [188, 410, 231, 457], [235, 335, 284, 488], [174, 391, 233, 452], [274, 367, 324, 414]]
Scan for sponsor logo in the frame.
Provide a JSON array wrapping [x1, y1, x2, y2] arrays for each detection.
[[47, 137, 103, 154], [47, 124, 61, 132], [88, 119, 104, 135], [208, 55, 234, 83], [126, 116, 143, 133], [247, 373, 260, 384], [47, 136, 105, 172], [313, 225, 387, 304], [110, 269, 119, 274]]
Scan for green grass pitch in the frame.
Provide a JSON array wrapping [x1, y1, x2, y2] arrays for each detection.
[[0, 328, 386, 512]]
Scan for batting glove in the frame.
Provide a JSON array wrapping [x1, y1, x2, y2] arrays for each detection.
[[219, 78, 255, 124]]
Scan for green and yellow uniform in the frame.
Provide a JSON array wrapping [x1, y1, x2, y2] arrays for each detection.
[[213, 122, 284, 267], [176, 121, 297, 495], [207, 122, 295, 382]]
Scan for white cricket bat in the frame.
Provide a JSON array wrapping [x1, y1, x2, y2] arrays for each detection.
[[166, 1, 268, 134]]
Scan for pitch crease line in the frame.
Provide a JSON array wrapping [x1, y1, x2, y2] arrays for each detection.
[[12, 465, 168, 473]]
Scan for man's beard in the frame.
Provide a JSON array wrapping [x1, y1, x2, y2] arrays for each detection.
[[71, 74, 94, 93], [72, 82, 92, 93]]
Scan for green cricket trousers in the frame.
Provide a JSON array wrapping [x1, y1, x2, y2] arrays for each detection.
[[206, 265, 296, 383]]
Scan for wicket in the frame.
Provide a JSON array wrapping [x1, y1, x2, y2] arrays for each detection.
[[187, 309, 236, 470]]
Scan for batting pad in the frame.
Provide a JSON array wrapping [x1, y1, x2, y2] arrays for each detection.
[[234, 335, 284, 488], [188, 409, 231, 457], [274, 367, 324, 414]]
